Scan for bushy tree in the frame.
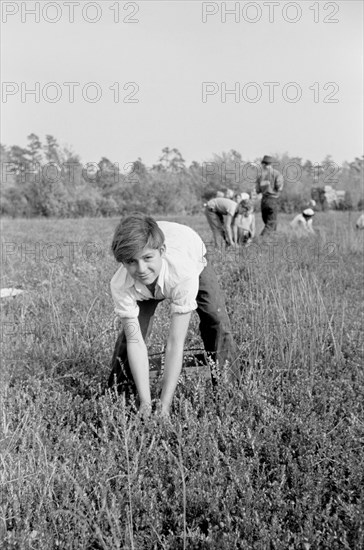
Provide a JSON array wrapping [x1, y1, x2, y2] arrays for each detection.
[[1, 137, 363, 217], [155, 147, 186, 173]]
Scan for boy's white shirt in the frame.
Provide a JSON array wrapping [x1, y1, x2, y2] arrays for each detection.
[[111, 221, 207, 318]]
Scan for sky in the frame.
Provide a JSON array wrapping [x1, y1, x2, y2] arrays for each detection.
[[1, 0, 363, 170]]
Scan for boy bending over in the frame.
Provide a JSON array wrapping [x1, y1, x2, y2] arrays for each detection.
[[108, 213, 238, 417]]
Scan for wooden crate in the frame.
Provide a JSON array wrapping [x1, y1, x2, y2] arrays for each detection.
[[149, 351, 212, 381]]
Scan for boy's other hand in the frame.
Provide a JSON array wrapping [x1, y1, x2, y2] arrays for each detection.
[[155, 400, 171, 422], [139, 401, 152, 419]]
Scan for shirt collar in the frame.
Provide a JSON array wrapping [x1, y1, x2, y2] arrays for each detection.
[[133, 257, 167, 296]]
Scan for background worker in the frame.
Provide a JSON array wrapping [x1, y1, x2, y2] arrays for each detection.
[[232, 197, 256, 245], [355, 212, 364, 229], [204, 196, 238, 248], [290, 208, 315, 235], [255, 155, 284, 235]]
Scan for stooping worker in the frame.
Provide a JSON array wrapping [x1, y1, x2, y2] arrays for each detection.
[[108, 213, 238, 418], [355, 212, 364, 229], [204, 196, 238, 248], [232, 197, 256, 246], [290, 208, 315, 235], [255, 155, 284, 235]]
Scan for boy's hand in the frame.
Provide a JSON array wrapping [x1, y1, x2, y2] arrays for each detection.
[[155, 400, 171, 421], [139, 401, 152, 419], [159, 405, 170, 420]]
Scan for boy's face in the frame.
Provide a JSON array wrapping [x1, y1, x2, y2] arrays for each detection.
[[123, 245, 166, 285]]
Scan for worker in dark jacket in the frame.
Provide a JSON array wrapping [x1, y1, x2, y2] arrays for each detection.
[[255, 155, 284, 235]]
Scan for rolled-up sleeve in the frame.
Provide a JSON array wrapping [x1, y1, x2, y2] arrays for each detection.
[[113, 290, 140, 318], [110, 268, 139, 318], [170, 276, 199, 315]]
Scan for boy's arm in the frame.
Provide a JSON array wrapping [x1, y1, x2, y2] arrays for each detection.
[[160, 312, 192, 415], [121, 317, 152, 409]]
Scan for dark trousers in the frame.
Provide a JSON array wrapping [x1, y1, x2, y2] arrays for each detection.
[[261, 195, 279, 235], [108, 263, 239, 394], [204, 207, 228, 246]]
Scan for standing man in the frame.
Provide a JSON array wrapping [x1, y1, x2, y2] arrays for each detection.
[[255, 155, 284, 235], [204, 196, 238, 248]]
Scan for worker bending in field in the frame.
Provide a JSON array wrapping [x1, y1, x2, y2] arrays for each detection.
[[204, 196, 238, 248], [290, 208, 315, 235], [356, 212, 364, 229], [108, 213, 238, 418]]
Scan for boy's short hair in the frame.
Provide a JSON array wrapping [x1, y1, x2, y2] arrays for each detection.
[[111, 213, 165, 263]]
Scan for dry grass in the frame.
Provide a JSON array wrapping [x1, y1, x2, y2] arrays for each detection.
[[1, 212, 363, 549]]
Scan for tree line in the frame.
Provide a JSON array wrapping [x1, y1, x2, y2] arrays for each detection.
[[1, 134, 363, 218]]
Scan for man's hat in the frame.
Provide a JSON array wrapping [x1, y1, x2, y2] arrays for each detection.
[[303, 208, 314, 217], [261, 155, 274, 165]]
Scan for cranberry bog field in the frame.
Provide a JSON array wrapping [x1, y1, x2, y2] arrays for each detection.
[[1, 212, 363, 549]]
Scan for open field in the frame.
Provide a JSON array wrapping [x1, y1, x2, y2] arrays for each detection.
[[1, 212, 364, 549]]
